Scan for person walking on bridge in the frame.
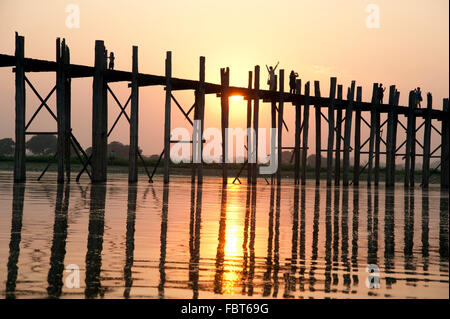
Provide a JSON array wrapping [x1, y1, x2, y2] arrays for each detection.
[[108, 52, 115, 70], [289, 70, 299, 94], [266, 62, 279, 91]]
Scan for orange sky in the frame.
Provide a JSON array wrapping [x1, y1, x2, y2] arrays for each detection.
[[0, 0, 448, 160]]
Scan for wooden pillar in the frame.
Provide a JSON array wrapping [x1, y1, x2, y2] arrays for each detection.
[[441, 99, 449, 189], [374, 89, 381, 186], [335, 85, 343, 185], [276, 70, 284, 186], [343, 81, 355, 186], [270, 76, 277, 184], [421, 93, 432, 188], [385, 85, 397, 187], [294, 79, 301, 184], [57, 39, 71, 184], [57, 38, 65, 184], [326, 77, 337, 186], [251, 66, 260, 184], [92, 40, 108, 183], [64, 45, 71, 183], [247, 71, 253, 185], [197, 57, 206, 184], [367, 83, 378, 186], [314, 81, 321, 185], [163, 51, 172, 184], [410, 98, 417, 187], [404, 91, 414, 187], [220, 67, 230, 185], [14, 33, 26, 183], [129, 46, 139, 183], [353, 86, 362, 186], [301, 81, 310, 185]]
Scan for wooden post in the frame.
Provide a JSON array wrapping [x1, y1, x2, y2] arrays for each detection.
[[367, 83, 378, 186], [276, 70, 284, 186], [385, 85, 397, 187], [374, 89, 381, 186], [343, 81, 355, 186], [57, 38, 65, 184], [196, 57, 206, 184], [294, 79, 301, 184], [335, 85, 343, 185], [220, 67, 230, 185], [163, 51, 172, 184], [441, 99, 449, 189], [410, 98, 417, 187], [129, 46, 139, 183], [14, 33, 26, 183], [92, 40, 108, 183], [64, 44, 71, 183], [252, 66, 260, 184], [247, 71, 253, 185], [326, 77, 337, 186], [404, 91, 414, 187], [270, 76, 277, 184], [301, 81, 310, 185], [314, 81, 321, 185], [421, 93, 432, 188], [353, 86, 362, 186]]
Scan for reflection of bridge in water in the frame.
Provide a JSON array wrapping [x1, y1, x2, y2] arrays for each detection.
[[1, 33, 449, 188], [4, 176, 449, 299]]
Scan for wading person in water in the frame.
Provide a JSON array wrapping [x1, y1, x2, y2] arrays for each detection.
[[289, 70, 299, 94], [266, 61, 279, 91], [109, 52, 115, 70]]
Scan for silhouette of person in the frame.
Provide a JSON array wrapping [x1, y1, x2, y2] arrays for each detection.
[[415, 87, 423, 108], [378, 83, 385, 104], [109, 52, 115, 70], [266, 62, 279, 91], [289, 70, 299, 94]]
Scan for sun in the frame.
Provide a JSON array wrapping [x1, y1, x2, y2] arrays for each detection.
[[229, 95, 243, 102]]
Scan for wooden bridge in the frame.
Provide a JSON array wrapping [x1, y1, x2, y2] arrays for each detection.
[[1, 33, 449, 188]]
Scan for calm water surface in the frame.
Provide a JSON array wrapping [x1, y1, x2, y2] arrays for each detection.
[[0, 171, 448, 299]]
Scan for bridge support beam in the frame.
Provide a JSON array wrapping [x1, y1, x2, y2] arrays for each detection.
[[314, 81, 321, 185], [246, 71, 253, 184], [353, 86, 362, 186], [220, 67, 229, 185], [57, 38, 71, 184], [276, 70, 284, 186], [14, 33, 26, 183], [335, 84, 343, 186], [163, 51, 172, 184], [294, 79, 301, 185], [92, 40, 108, 183], [326, 77, 337, 186], [343, 81, 355, 186], [300, 81, 310, 185], [441, 99, 449, 189], [251, 66, 260, 185], [367, 83, 378, 186], [129, 46, 139, 183], [385, 85, 397, 187]]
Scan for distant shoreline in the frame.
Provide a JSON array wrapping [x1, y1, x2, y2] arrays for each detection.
[[0, 156, 442, 184]]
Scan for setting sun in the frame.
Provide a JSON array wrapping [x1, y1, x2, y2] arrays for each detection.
[[229, 95, 243, 102]]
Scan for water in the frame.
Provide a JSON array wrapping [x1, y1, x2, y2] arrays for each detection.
[[0, 171, 448, 299]]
